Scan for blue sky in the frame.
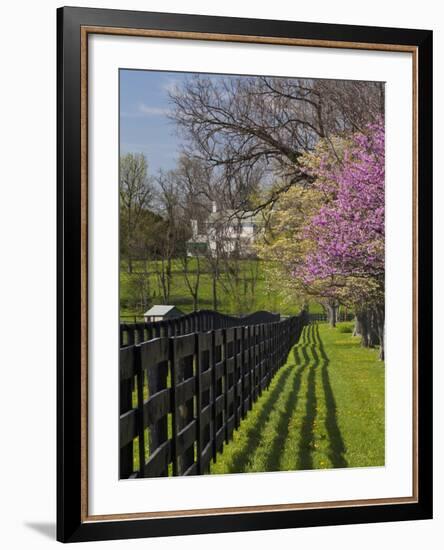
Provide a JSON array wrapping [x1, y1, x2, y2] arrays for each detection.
[[119, 70, 190, 174], [120, 69, 243, 174]]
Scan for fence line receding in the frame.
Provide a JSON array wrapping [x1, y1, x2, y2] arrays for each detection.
[[120, 310, 308, 479]]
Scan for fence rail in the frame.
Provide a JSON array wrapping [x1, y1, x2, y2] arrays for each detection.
[[119, 311, 308, 479], [120, 309, 281, 347]]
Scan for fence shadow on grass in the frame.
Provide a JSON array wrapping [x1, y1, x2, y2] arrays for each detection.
[[226, 362, 296, 473], [213, 322, 348, 473], [262, 329, 311, 472], [296, 324, 318, 470], [315, 324, 348, 468], [295, 323, 347, 470]]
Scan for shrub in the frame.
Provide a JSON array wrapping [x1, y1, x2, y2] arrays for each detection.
[[337, 322, 353, 333]]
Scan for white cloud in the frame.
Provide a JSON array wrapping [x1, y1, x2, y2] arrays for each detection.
[[120, 111, 141, 119], [138, 103, 170, 116], [162, 78, 181, 95]]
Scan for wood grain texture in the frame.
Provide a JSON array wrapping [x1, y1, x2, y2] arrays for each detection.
[[82, 25, 418, 53]]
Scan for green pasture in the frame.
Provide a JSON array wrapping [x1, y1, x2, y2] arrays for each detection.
[[120, 258, 324, 318], [211, 322, 385, 474]]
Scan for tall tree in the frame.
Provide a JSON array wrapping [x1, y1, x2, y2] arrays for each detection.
[[297, 121, 385, 357], [179, 253, 202, 312], [119, 153, 154, 273], [174, 155, 221, 311], [154, 171, 184, 304], [170, 75, 384, 214]]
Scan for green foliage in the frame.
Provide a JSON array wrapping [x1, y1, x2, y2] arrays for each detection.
[[120, 258, 324, 318], [211, 323, 384, 474], [255, 185, 324, 308], [337, 322, 354, 333]]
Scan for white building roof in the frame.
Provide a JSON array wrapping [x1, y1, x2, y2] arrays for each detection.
[[144, 305, 179, 316]]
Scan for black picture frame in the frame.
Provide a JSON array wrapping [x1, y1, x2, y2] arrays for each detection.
[[57, 5, 433, 543]]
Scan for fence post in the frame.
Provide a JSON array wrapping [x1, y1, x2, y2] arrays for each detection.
[[241, 326, 250, 415], [119, 346, 135, 479], [248, 326, 254, 409], [196, 332, 213, 474], [171, 335, 196, 475], [211, 330, 217, 462], [134, 345, 145, 477], [127, 325, 135, 346], [234, 326, 243, 428], [223, 328, 228, 443], [212, 330, 225, 461], [140, 339, 170, 477]]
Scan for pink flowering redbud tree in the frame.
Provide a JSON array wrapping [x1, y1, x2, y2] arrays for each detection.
[[298, 121, 385, 358]]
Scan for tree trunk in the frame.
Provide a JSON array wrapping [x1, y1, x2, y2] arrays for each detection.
[[212, 273, 218, 311], [368, 310, 380, 347], [356, 308, 383, 351], [374, 305, 385, 361], [325, 302, 338, 327], [353, 314, 361, 337], [165, 259, 172, 303], [356, 311, 370, 347]]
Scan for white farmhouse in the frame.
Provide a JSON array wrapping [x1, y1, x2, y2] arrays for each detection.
[[187, 201, 264, 257]]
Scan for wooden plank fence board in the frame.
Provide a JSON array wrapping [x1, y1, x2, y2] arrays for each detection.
[[119, 345, 138, 478], [119, 409, 138, 448], [139, 337, 169, 477], [142, 388, 171, 426], [143, 440, 171, 478], [197, 331, 213, 475], [172, 334, 196, 476], [119, 346, 136, 381], [176, 420, 197, 456], [175, 377, 196, 404]]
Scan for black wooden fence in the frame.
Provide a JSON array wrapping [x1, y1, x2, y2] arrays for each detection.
[[119, 311, 308, 479], [120, 309, 281, 347]]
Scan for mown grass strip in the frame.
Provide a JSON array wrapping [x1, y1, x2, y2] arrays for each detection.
[[211, 322, 384, 474]]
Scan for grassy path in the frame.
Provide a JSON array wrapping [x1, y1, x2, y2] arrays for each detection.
[[211, 322, 385, 474]]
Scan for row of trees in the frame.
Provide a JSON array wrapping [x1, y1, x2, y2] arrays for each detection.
[[257, 122, 385, 358], [168, 74, 385, 359], [120, 74, 385, 358], [120, 153, 263, 314]]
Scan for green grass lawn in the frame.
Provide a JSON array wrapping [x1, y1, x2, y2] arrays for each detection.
[[120, 258, 325, 319], [210, 322, 385, 474]]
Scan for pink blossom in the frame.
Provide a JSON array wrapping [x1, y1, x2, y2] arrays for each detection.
[[296, 120, 385, 285]]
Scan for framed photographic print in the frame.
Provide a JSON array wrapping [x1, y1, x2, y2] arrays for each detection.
[[57, 6, 433, 543]]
